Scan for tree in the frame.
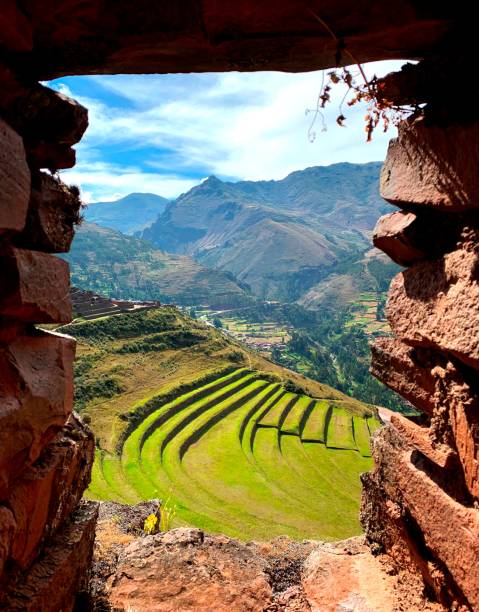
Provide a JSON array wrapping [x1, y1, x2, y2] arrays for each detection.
[[213, 317, 223, 329]]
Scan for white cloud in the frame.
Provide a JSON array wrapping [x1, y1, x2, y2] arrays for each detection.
[[63, 160, 198, 202], [53, 60, 408, 201]]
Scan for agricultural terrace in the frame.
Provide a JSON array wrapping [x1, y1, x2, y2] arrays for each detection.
[[86, 366, 379, 541], [60, 307, 380, 541], [347, 291, 389, 336]]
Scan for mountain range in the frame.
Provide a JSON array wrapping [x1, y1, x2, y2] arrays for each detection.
[[85, 192, 169, 234], [139, 162, 391, 300], [71, 162, 392, 306]]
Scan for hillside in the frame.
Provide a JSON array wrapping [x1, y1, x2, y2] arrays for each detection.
[[59, 307, 380, 541], [299, 248, 400, 316], [63, 222, 251, 308], [85, 192, 169, 234], [140, 162, 392, 301]]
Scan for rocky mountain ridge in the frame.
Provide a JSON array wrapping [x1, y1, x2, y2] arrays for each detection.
[[139, 162, 391, 300], [85, 192, 169, 235]]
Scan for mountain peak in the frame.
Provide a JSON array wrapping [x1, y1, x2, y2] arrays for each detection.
[[203, 175, 222, 185]]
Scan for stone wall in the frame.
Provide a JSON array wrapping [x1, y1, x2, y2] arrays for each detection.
[[362, 109, 479, 609], [0, 29, 97, 608]]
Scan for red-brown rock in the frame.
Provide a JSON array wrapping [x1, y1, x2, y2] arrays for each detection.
[[13, 85, 88, 147], [386, 247, 479, 369], [104, 528, 273, 611], [26, 142, 76, 171], [0, 500, 98, 612], [14, 172, 82, 253], [6, 414, 94, 569], [301, 537, 432, 612], [365, 425, 479, 608], [0, 0, 33, 52], [432, 361, 479, 501], [373, 210, 426, 266], [389, 410, 456, 469], [381, 118, 479, 210], [0, 507, 16, 576], [370, 337, 437, 415], [0, 329, 75, 497], [0, 247, 71, 323], [0, 118, 30, 232]]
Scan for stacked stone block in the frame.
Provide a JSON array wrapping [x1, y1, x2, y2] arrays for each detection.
[[0, 14, 97, 607], [362, 113, 479, 609]]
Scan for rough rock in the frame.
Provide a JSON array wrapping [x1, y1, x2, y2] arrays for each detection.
[[15, 2, 451, 79], [9, 84, 88, 147], [5, 414, 94, 569], [381, 118, 479, 210], [92, 503, 323, 611], [0, 0, 33, 52], [364, 425, 479, 608], [26, 141, 76, 171], [301, 537, 429, 612], [102, 527, 273, 611], [373, 338, 479, 501], [0, 500, 98, 612], [373, 210, 426, 266], [389, 409, 456, 469], [386, 246, 479, 368], [432, 361, 479, 500], [0, 506, 16, 576], [91, 507, 446, 612], [0, 247, 71, 323], [373, 207, 478, 265], [14, 172, 82, 252], [370, 337, 437, 415], [0, 118, 30, 232], [0, 328, 75, 497]]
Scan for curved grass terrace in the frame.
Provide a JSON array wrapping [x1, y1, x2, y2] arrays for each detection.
[[86, 367, 379, 540]]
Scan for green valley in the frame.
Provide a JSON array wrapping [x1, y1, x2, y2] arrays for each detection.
[[59, 306, 380, 541]]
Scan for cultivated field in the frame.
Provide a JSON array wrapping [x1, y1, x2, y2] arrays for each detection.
[[86, 366, 379, 541], [347, 291, 389, 335]]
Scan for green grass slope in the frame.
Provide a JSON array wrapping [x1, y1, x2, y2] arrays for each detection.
[[61, 306, 380, 541]]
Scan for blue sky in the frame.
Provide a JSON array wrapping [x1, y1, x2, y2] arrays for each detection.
[[49, 60, 407, 203]]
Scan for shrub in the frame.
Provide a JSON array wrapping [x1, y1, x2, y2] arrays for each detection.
[[283, 379, 308, 395], [227, 350, 244, 363], [75, 375, 125, 410]]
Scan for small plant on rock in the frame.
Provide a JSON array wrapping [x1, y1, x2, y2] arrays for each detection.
[[143, 513, 159, 535], [159, 498, 177, 532], [143, 498, 177, 535]]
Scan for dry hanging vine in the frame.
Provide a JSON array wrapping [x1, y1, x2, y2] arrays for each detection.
[[306, 9, 419, 142]]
